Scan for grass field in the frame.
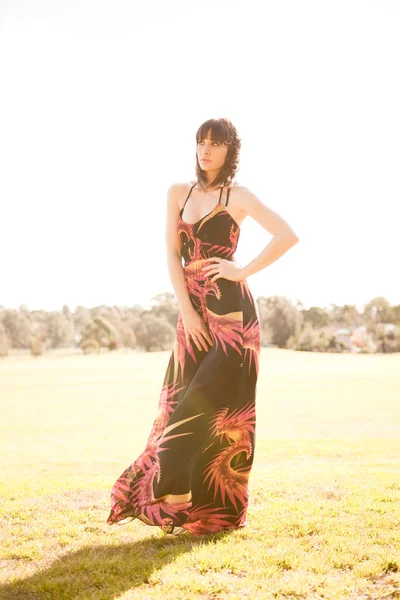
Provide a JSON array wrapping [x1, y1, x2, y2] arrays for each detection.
[[0, 348, 399, 599]]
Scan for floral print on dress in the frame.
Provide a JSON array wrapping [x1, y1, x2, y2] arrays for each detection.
[[107, 183, 261, 535]]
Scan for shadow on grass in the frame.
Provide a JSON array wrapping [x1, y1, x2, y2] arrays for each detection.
[[0, 528, 235, 600]]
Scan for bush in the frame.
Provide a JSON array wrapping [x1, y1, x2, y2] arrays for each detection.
[[80, 337, 101, 354], [290, 324, 335, 352], [30, 336, 45, 357]]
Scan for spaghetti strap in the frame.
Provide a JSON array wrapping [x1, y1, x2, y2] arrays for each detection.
[[218, 184, 224, 205], [181, 182, 197, 213], [225, 186, 231, 207], [181, 181, 224, 218]]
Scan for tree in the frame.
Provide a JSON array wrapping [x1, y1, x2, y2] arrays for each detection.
[[363, 297, 394, 326], [149, 292, 180, 328], [46, 312, 75, 348], [135, 314, 175, 351], [2, 310, 32, 349], [0, 321, 9, 357], [257, 296, 303, 348]]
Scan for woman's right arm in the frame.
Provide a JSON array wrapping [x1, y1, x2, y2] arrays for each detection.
[[165, 183, 213, 352], [165, 183, 194, 316]]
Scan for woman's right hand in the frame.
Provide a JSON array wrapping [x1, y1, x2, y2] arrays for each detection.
[[181, 308, 214, 352]]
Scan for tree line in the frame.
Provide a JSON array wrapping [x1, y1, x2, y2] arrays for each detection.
[[0, 294, 399, 357]]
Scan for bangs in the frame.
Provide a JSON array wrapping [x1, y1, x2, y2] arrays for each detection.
[[196, 119, 232, 145]]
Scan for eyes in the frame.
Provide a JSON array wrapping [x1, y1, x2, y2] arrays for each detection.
[[197, 141, 223, 146]]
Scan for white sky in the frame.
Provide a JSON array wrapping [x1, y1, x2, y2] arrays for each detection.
[[1, 0, 399, 312]]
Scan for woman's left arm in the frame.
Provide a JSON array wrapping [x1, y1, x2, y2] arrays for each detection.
[[239, 187, 299, 278]]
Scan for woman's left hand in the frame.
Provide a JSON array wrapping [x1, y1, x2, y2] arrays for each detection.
[[202, 257, 245, 282]]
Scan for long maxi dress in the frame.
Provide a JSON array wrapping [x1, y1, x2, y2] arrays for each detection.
[[107, 181, 261, 535]]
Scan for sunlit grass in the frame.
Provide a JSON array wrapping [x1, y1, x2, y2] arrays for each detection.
[[0, 348, 399, 599]]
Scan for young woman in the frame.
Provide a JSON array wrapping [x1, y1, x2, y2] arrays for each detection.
[[107, 118, 299, 535]]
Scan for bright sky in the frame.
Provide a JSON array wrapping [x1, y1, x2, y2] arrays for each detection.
[[1, 1, 399, 313]]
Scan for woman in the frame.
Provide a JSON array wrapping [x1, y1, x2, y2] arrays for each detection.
[[107, 118, 299, 535]]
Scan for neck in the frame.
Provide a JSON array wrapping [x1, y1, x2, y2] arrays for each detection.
[[197, 181, 222, 193], [198, 176, 224, 192]]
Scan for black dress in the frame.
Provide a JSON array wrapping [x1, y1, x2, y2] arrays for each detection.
[[107, 181, 261, 535]]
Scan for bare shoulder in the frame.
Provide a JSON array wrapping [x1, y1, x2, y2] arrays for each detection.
[[165, 182, 192, 254], [228, 182, 253, 216], [167, 181, 194, 210], [167, 181, 191, 196], [230, 182, 271, 215]]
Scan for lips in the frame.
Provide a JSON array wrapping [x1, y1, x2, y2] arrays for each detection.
[[201, 159, 211, 162]]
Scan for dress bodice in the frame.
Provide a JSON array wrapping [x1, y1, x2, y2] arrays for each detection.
[[178, 182, 240, 266]]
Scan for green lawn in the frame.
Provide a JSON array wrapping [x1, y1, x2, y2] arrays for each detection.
[[0, 348, 399, 599]]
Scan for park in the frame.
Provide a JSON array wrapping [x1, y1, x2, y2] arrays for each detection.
[[1, 347, 399, 598]]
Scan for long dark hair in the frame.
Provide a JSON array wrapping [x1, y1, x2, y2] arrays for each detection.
[[195, 118, 241, 190]]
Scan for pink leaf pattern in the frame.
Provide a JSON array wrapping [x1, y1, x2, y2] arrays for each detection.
[[107, 183, 261, 535], [203, 403, 256, 510]]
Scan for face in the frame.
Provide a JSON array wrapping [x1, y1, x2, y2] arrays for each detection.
[[196, 129, 229, 174]]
